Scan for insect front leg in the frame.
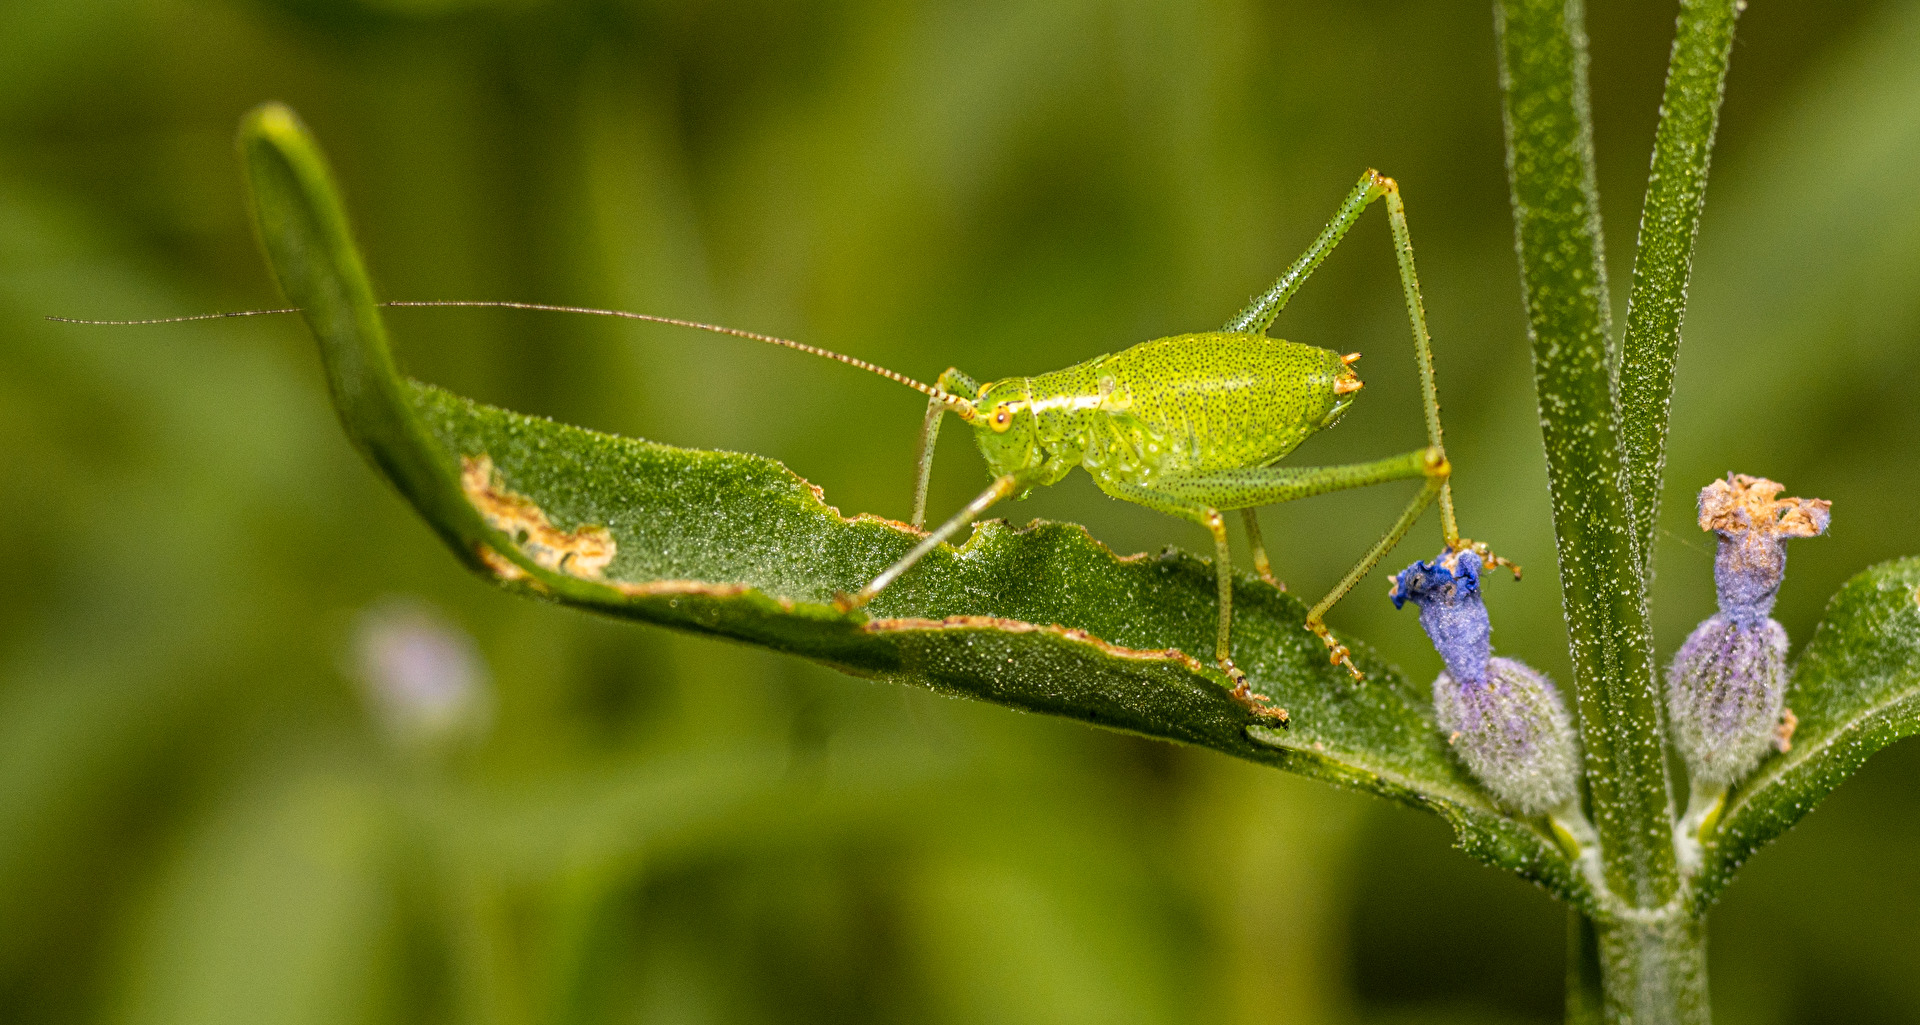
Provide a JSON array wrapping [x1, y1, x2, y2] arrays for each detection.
[[911, 367, 983, 527], [910, 397, 946, 528], [837, 472, 1019, 612]]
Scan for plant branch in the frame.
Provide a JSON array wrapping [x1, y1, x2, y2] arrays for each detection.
[[1567, 910, 1605, 1025], [1619, 0, 1745, 571]]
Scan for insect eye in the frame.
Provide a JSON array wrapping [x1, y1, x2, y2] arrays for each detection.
[[991, 405, 1012, 432]]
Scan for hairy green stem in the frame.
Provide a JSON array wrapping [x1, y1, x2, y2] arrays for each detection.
[[1494, 1, 1697, 1020], [1494, 0, 1675, 904], [1595, 915, 1711, 1024], [1619, 0, 1745, 571]]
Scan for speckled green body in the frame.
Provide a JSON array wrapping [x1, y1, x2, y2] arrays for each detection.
[[963, 332, 1355, 498]]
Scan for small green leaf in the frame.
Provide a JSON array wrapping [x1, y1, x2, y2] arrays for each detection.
[[238, 102, 1586, 904], [1696, 557, 1920, 907], [1618, 0, 1743, 569]]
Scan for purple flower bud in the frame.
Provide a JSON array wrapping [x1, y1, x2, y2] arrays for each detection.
[[1391, 549, 1491, 686], [1435, 658, 1583, 817], [1669, 475, 1828, 786], [1394, 550, 1582, 817]]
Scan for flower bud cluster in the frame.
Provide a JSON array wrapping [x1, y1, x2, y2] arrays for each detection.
[[1392, 549, 1581, 818], [1667, 475, 1829, 788]]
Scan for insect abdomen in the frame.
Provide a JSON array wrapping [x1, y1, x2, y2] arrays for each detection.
[[1101, 333, 1347, 474]]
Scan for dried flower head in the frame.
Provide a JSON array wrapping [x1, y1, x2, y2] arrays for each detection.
[[1698, 473, 1832, 623], [1669, 474, 1829, 787]]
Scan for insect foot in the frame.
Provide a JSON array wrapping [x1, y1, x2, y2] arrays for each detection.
[[1306, 623, 1362, 682], [1451, 537, 1522, 581], [1219, 659, 1290, 725], [1391, 549, 1594, 858], [1669, 474, 1829, 875]]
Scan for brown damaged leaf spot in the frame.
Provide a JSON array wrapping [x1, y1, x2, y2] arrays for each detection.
[[472, 543, 552, 593], [850, 511, 926, 536], [462, 455, 616, 579], [609, 578, 795, 611], [862, 614, 1290, 723], [866, 615, 1209, 672]]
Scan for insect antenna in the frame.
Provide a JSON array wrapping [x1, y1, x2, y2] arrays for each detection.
[[52, 301, 977, 416], [48, 309, 301, 324], [389, 301, 975, 413]]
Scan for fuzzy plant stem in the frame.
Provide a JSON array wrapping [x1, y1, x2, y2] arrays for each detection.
[[1495, 0, 1675, 907], [1494, 0, 1743, 1022]]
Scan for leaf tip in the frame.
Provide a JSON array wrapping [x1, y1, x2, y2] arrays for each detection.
[[237, 102, 315, 166]]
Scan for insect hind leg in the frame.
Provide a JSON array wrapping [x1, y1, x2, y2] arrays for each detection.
[[1223, 170, 1387, 335], [1376, 176, 1522, 579], [1304, 465, 1448, 681]]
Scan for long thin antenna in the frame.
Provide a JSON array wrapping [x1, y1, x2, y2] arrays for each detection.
[[389, 301, 970, 410], [48, 308, 300, 325], [50, 300, 977, 414]]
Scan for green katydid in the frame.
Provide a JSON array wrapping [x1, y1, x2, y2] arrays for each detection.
[[862, 169, 1518, 702], [56, 169, 1512, 716]]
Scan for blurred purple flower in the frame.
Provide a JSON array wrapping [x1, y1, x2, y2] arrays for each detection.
[[352, 598, 492, 747]]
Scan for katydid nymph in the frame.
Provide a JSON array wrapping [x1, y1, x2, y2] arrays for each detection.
[[872, 169, 1517, 702], [56, 169, 1512, 717]]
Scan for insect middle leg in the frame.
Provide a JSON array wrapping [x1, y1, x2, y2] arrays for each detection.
[[1239, 509, 1283, 590], [1106, 445, 1447, 691]]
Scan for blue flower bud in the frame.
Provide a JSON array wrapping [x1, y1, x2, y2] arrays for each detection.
[[1668, 475, 1829, 787], [1393, 551, 1582, 818], [1391, 549, 1491, 685]]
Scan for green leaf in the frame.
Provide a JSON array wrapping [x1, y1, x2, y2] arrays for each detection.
[[237, 102, 1589, 905], [1696, 557, 1920, 908], [1618, 0, 1743, 570], [1494, 0, 1675, 907]]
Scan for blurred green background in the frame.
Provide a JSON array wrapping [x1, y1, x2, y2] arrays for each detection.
[[4, 0, 1919, 1022]]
